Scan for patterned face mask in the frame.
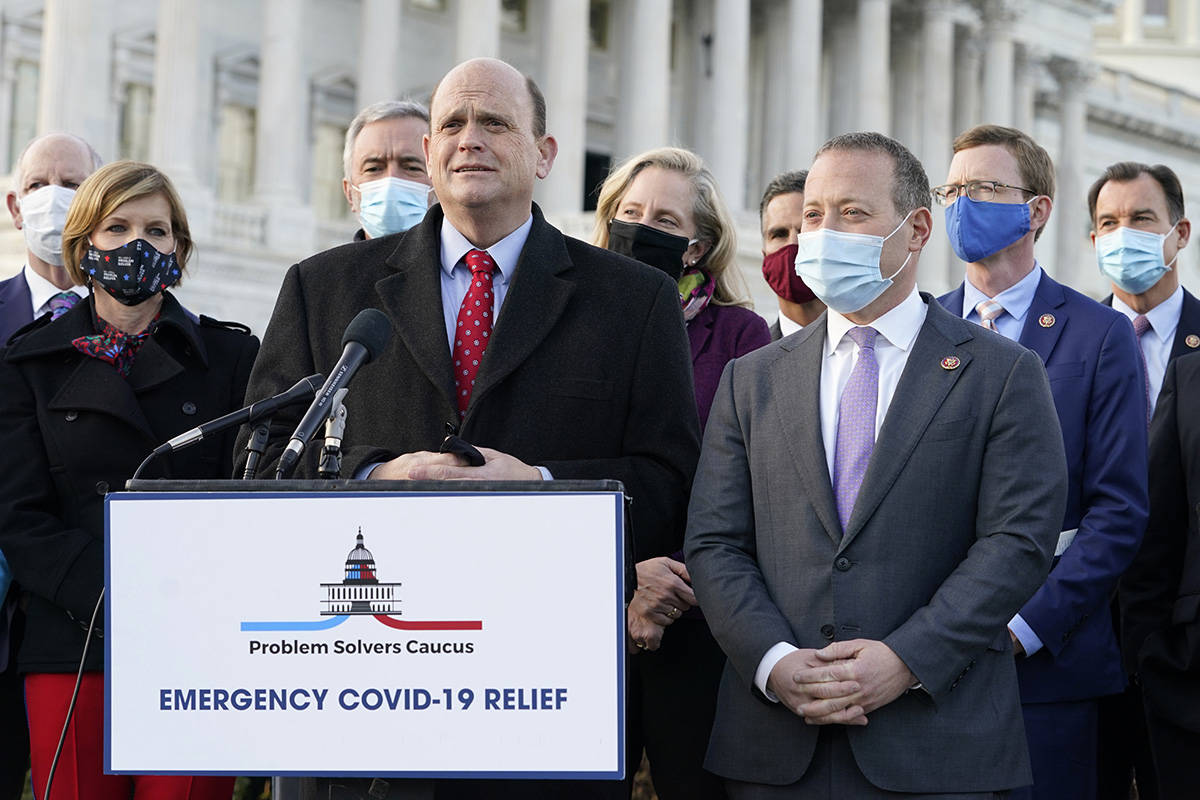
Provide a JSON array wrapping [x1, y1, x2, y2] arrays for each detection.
[[83, 238, 181, 306]]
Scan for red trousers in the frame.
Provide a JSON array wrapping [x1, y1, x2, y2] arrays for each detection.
[[25, 673, 234, 800]]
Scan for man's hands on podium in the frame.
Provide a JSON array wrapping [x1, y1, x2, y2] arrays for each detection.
[[768, 639, 916, 726], [370, 447, 542, 481], [627, 557, 696, 653]]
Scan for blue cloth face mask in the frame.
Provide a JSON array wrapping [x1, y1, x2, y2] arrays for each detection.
[[354, 177, 430, 237], [794, 212, 914, 314], [1095, 223, 1179, 295], [944, 195, 1033, 263]]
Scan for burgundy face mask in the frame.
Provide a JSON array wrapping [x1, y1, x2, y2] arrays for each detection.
[[761, 243, 816, 304]]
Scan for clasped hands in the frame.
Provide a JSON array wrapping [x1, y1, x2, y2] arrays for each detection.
[[627, 557, 695, 654], [369, 447, 541, 481], [767, 640, 916, 726]]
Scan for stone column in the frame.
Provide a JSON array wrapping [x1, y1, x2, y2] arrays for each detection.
[[1051, 58, 1092, 285], [787, 0, 823, 167], [891, 10, 921, 150], [921, 0, 956, 289], [357, 0, 403, 106], [710, 0, 751, 210], [1121, 0, 1144, 43], [1013, 45, 1042, 134], [456, 0, 501, 62], [534, 0, 588, 215], [615, 0, 671, 161], [981, 0, 1017, 126], [857, 0, 892, 133], [954, 29, 983, 136], [37, 0, 116, 157], [150, 0, 215, 237], [1184, 0, 1200, 45], [253, 0, 314, 253]]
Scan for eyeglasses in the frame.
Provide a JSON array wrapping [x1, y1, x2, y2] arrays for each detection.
[[931, 180, 1037, 206]]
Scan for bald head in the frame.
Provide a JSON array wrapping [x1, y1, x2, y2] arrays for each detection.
[[11, 133, 101, 195], [430, 58, 546, 138]]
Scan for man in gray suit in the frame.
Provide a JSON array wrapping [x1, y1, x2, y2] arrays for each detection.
[[685, 132, 1070, 798]]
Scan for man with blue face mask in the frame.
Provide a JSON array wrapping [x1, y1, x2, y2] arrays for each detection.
[[341, 99, 433, 240], [936, 125, 1149, 800], [687, 131, 1068, 798], [1090, 161, 1196, 800]]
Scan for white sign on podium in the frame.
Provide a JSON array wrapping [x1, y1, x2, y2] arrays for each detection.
[[105, 489, 625, 779]]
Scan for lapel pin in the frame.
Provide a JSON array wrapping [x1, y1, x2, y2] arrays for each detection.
[[1187, 334, 1200, 349], [940, 356, 961, 370], [1038, 313, 1056, 328]]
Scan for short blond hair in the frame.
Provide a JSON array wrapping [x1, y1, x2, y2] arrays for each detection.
[[62, 161, 192, 286], [592, 146, 751, 307]]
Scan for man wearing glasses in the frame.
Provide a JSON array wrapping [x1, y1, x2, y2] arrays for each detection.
[[936, 124, 1148, 800]]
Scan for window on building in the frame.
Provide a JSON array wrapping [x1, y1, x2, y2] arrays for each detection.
[[216, 104, 256, 204], [584, 151, 611, 212], [501, 0, 527, 33], [589, 0, 611, 50], [1144, 0, 1168, 25], [312, 121, 350, 221], [8, 60, 38, 172], [117, 83, 153, 162]]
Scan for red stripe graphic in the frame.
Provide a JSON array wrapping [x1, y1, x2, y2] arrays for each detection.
[[373, 614, 482, 631]]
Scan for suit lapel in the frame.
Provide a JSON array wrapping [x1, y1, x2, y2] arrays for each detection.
[[1169, 288, 1200, 363], [466, 207, 574, 416], [774, 320, 842, 545], [375, 210, 457, 412], [1018, 270, 1066, 364], [841, 300, 973, 549]]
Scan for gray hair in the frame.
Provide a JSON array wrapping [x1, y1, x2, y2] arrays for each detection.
[[11, 132, 103, 193], [814, 132, 931, 219], [342, 99, 430, 181]]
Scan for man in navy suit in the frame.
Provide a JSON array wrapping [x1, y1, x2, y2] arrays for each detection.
[[936, 124, 1148, 800], [1089, 161, 1195, 799], [0, 131, 99, 800]]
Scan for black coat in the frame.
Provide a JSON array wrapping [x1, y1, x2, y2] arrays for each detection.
[[0, 292, 259, 672], [237, 203, 700, 561]]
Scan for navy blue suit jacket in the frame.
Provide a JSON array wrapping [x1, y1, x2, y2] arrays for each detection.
[[1101, 287, 1200, 394], [0, 272, 33, 346], [940, 270, 1149, 702]]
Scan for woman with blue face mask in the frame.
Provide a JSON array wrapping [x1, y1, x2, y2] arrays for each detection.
[[592, 146, 770, 800], [0, 161, 258, 800]]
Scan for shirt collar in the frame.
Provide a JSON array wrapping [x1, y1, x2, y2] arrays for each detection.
[[1112, 283, 1184, 345], [779, 313, 805, 338], [23, 263, 87, 315], [963, 262, 1042, 323], [825, 286, 926, 356], [439, 215, 533, 287]]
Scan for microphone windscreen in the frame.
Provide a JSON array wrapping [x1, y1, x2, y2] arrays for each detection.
[[341, 308, 393, 363]]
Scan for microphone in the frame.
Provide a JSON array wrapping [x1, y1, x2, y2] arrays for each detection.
[[152, 373, 325, 457], [275, 308, 392, 479]]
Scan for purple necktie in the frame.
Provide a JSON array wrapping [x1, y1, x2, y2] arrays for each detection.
[[1133, 314, 1152, 425], [834, 326, 879, 531], [47, 291, 79, 320]]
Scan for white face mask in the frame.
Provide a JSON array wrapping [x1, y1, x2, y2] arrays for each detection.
[[18, 184, 76, 267]]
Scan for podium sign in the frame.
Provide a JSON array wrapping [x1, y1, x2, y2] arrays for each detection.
[[105, 488, 625, 778]]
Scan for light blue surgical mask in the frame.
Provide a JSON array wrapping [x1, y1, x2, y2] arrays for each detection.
[[354, 177, 430, 237], [1095, 223, 1180, 295], [794, 212, 914, 314]]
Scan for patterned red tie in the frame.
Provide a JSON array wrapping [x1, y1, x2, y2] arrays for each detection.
[[452, 249, 495, 418]]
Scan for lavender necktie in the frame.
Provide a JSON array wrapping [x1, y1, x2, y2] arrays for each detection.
[[1132, 314, 1152, 425], [834, 326, 879, 531], [47, 291, 79, 320]]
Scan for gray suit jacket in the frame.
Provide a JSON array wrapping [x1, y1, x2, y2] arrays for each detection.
[[685, 294, 1069, 793]]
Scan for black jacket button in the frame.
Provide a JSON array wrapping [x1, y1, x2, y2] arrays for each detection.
[[835, 557, 851, 572], [820, 624, 835, 639], [95, 481, 109, 495], [65, 410, 78, 421], [181, 401, 197, 415]]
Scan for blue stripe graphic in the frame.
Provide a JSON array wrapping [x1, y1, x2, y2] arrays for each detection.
[[240, 614, 350, 631]]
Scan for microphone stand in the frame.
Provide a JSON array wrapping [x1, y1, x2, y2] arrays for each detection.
[[241, 420, 273, 481], [317, 389, 349, 480]]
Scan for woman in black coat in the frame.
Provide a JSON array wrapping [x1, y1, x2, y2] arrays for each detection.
[[0, 161, 258, 800]]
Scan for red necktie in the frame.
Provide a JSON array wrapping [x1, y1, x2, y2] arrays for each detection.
[[452, 249, 495, 418]]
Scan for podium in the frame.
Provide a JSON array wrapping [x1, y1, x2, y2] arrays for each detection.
[[106, 479, 627, 782]]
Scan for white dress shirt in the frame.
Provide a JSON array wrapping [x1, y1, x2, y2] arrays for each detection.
[[778, 313, 805, 338], [1112, 285, 1183, 408], [24, 263, 87, 319], [754, 287, 928, 698]]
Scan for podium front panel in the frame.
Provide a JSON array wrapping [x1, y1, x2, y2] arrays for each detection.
[[105, 488, 625, 779]]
